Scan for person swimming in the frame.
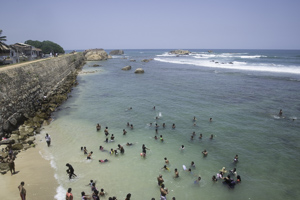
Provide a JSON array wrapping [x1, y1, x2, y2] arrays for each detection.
[[174, 168, 179, 178], [194, 176, 201, 184], [164, 157, 169, 164], [199, 133, 202, 139], [123, 129, 127, 135], [162, 165, 170, 171], [83, 147, 88, 154], [130, 124, 133, 129], [180, 145, 185, 150], [172, 124, 176, 129], [160, 135, 164, 142], [126, 142, 133, 146], [110, 149, 114, 154], [202, 150, 208, 156], [210, 134, 214, 139], [87, 151, 93, 159], [191, 161, 195, 168], [230, 168, 237, 177], [193, 116, 197, 122], [234, 155, 238, 162], [99, 159, 109, 163], [96, 123, 101, 131], [154, 136, 158, 140], [110, 134, 115, 141], [162, 123, 165, 128]]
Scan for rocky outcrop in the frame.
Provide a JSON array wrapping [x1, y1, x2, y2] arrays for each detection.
[[122, 66, 131, 71], [109, 50, 124, 55], [84, 49, 108, 61], [169, 49, 191, 55], [142, 59, 150, 62], [134, 68, 144, 74], [130, 59, 136, 62]]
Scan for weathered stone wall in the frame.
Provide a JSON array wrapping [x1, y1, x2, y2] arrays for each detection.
[[0, 53, 85, 138]]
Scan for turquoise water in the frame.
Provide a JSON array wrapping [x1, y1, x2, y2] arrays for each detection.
[[38, 49, 300, 200]]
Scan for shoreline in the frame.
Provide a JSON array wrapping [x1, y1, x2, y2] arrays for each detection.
[[0, 139, 58, 200]]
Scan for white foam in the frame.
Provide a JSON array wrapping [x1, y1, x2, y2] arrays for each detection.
[[154, 58, 300, 74], [54, 185, 67, 200]]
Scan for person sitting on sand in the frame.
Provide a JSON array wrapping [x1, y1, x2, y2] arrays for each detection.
[[202, 149, 208, 156], [96, 124, 101, 131]]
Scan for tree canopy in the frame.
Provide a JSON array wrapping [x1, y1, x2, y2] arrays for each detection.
[[25, 40, 65, 54], [0, 29, 7, 42]]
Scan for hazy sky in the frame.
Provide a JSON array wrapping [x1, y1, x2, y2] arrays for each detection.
[[1, 0, 300, 50]]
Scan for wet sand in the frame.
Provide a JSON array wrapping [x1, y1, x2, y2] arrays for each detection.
[[0, 143, 58, 200]]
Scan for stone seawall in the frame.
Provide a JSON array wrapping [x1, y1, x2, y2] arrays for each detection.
[[0, 53, 85, 139]]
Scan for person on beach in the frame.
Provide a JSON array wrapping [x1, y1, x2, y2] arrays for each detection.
[[66, 188, 73, 200], [172, 123, 176, 129], [174, 168, 179, 178], [45, 133, 51, 147], [8, 157, 15, 175], [164, 157, 169, 164], [87, 151, 93, 159], [96, 124, 101, 131], [202, 149, 208, 156], [123, 129, 127, 135], [160, 184, 168, 200], [81, 191, 91, 200], [157, 174, 164, 186], [66, 163, 76, 179], [18, 181, 26, 200]]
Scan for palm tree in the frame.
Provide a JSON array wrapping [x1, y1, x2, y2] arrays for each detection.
[[0, 29, 7, 41]]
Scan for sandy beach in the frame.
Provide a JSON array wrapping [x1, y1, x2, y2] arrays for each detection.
[[0, 142, 58, 200]]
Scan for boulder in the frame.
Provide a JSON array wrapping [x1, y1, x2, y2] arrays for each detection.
[[169, 49, 191, 55], [9, 134, 19, 142], [130, 59, 136, 62], [109, 50, 124, 55], [122, 66, 132, 71], [142, 59, 150, 62], [85, 49, 108, 61], [92, 64, 101, 67], [25, 136, 35, 145], [134, 68, 145, 74], [0, 139, 15, 145], [108, 55, 112, 59], [0, 163, 9, 173], [0, 152, 8, 159], [11, 143, 23, 150], [23, 144, 31, 150]]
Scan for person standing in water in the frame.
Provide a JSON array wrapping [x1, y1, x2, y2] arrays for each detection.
[[66, 188, 73, 200], [96, 124, 101, 131], [45, 133, 51, 147], [66, 163, 76, 179]]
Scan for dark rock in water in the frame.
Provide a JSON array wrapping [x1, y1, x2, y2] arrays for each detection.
[[92, 64, 101, 67], [130, 59, 136, 62], [135, 68, 144, 74], [169, 49, 190, 55], [142, 59, 150, 62], [109, 50, 124, 55], [122, 66, 132, 71]]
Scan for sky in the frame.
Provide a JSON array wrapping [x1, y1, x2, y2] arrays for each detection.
[[1, 0, 300, 50]]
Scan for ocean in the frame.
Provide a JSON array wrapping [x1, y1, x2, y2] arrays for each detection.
[[37, 49, 300, 200]]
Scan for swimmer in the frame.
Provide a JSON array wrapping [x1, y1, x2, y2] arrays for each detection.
[[209, 118, 212, 122], [155, 123, 159, 128], [210, 134, 214, 139], [123, 129, 127, 135], [193, 116, 197, 121], [192, 131, 196, 136], [162, 165, 170, 171], [220, 167, 227, 174], [96, 123, 101, 131], [99, 188, 106, 196], [130, 124, 133, 129], [174, 168, 179, 178], [160, 135, 164, 142], [234, 155, 238, 162], [154, 136, 158, 140], [110, 134, 115, 141], [105, 138, 108, 143], [236, 175, 241, 183], [126, 142, 133, 146], [172, 123, 176, 129], [99, 146, 107, 152], [99, 159, 109, 163], [164, 157, 169, 164], [194, 176, 201, 184], [157, 174, 164, 186], [191, 135, 194, 140], [199, 133, 202, 139], [110, 149, 114, 154], [127, 122, 130, 127], [114, 150, 118, 155], [180, 145, 185, 150], [191, 161, 195, 168], [279, 109, 283, 116], [162, 123, 165, 128], [153, 106, 156, 110], [202, 149, 208, 156], [104, 127, 109, 135], [150, 123, 152, 126], [87, 151, 93, 159], [87, 180, 95, 186], [81, 147, 83, 151], [212, 175, 217, 182], [155, 128, 158, 134], [193, 123, 196, 127], [142, 144, 149, 157], [118, 144, 125, 154], [83, 147, 88, 155], [216, 172, 223, 179], [230, 168, 237, 177]]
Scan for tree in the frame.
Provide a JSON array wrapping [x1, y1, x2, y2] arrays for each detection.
[[25, 40, 65, 54], [0, 29, 7, 41]]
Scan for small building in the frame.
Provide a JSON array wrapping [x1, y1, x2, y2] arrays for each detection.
[[10, 43, 42, 63]]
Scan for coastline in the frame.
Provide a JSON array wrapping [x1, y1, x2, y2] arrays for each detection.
[[0, 140, 58, 200]]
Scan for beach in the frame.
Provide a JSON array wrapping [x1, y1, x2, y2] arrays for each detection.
[[0, 140, 58, 200], [1, 49, 300, 200]]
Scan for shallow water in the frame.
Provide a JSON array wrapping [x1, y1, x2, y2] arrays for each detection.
[[38, 49, 300, 200]]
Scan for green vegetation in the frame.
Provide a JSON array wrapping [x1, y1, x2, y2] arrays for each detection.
[[25, 40, 65, 54]]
